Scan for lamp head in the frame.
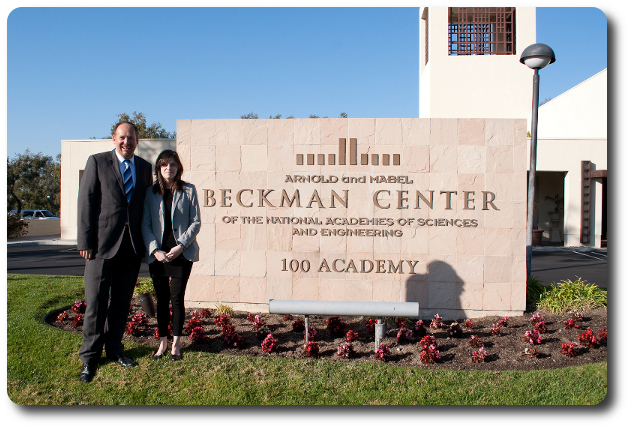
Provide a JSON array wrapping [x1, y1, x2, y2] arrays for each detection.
[[520, 43, 556, 70]]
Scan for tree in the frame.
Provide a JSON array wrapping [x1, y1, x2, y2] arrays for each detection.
[[340, 112, 348, 118], [241, 112, 259, 119], [111, 111, 176, 139], [7, 150, 61, 215]]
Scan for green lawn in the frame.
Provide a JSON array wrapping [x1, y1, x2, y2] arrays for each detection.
[[6, 274, 607, 405]]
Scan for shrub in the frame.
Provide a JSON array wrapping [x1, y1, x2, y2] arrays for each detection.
[[522, 347, 539, 358], [467, 335, 484, 348], [292, 319, 305, 332], [7, 213, 28, 238], [345, 330, 359, 342], [413, 320, 426, 336], [71, 300, 86, 314], [419, 335, 440, 364], [523, 329, 542, 345], [261, 334, 278, 353], [190, 326, 205, 343], [430, 314, 443, 329], [396, 326, 413, 344], [374, 343, 391, 361], [185, 316, 203, 334], [325, 316, 347, 336], [471, 347, 488, 363], [134, 278, 155, 297], [526, 276, 549, 308], [337, 342, 354, 359], [214, 302, 234, 317], [446, 322, 463, 337], [578, 328, 600, 348], [537, 277, 606, 313], [303, 341, 319, 358], [561, 342, 578, 358]]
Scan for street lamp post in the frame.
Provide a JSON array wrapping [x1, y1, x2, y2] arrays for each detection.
[[520, 43, 556, 279]]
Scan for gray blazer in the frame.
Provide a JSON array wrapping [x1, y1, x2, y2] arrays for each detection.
[[78, 150, 153, 259], [141, 182, 201, 264]]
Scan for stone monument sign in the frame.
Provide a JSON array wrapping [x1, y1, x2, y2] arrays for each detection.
[[177, 118, 527, 318]]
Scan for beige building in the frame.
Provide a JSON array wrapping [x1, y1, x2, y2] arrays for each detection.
[[420, 6, 607, 247]]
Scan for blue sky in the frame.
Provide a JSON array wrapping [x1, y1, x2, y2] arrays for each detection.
[[5, 6, 608, 159]]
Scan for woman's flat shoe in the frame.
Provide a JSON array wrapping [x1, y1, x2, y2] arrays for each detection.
[[170, 353, 181, 361], [152, 353, 163, 361]]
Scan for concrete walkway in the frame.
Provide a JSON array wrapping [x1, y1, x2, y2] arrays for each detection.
[[7, 234, 77, 247]]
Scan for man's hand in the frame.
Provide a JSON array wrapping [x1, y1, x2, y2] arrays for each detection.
[[80, 249, 93, 260]]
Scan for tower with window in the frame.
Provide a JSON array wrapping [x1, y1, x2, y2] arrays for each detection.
[[420, 7, 536, 126]]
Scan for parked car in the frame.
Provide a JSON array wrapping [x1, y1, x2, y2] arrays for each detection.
[[9, 209, 59, 220]]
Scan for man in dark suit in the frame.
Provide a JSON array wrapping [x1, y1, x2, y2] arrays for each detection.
[[77, 122, 153, 383]]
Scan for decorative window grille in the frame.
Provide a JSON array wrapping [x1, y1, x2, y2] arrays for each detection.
[[448, 7, 515, 56]]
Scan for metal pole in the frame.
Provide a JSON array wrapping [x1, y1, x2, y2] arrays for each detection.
[[304, 315, 309, 343], [526, 69, 540, 278]]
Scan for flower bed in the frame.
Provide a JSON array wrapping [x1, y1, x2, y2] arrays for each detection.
[[48, 297, 607, 371]]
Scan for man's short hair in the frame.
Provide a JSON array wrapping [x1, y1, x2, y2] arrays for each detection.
[[112, 121, 139, 139]]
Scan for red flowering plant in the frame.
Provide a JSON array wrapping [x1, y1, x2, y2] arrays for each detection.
[[185, 316, 203, 335], [325, 316, 347, 336], [561, 342, 579, 358], [471, 347, 488, 363], [214, 314, 232, 332], [292, 319, 305, 332], [563, 318, 580, 329], [523, 329, 542, 345], [395, 318, 408, 328], [419, 335, 441, 364], [125, 320, 139, 336], [396, 326, 413, 344], [255, 325, 271, 340], [529, 313, 543, 325], [598, 327, 607, 342], [490, 323, 501, 336], [365, 318, 377, 334], [199, 308, 212, 319], [578, 327, 600, 348], [71, 300, 86, 314], [430, 314, 443, 329], [374, 343, 391, 361], [303, 326, 317, 340], [57, 310, 69, 322], [337, 342, 355, 359], [345, 330, 359, 342], [414, 320, 426, 336], [463, 319, 473, 329], [189, 326, 205, 343], [534, 320, 548, 333], [446, 321, 463, 338], [261, 334, 278, 353], [71, 314, 84, 327], [223, 324, 244, 348], [131, 313, 148, 326], [303, 341, 319, 358], [467, 335, 484, 348], [497, 316, 509, 327], [283, 314, 294, 321], [522, 347, 539, 358], [569, 310, 584, 321]]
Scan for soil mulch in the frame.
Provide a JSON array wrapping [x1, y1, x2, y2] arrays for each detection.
[[48, 297, 607, 371]]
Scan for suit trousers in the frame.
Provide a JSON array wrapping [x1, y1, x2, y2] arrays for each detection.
[[79, 229, 141, 365]]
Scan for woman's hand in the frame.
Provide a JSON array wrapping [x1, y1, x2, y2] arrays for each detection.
[[165, 244, 184, 261], [154, 250, 170, 263]]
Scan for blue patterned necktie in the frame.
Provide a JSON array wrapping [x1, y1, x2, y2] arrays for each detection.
[[123, 160, 133, 203]]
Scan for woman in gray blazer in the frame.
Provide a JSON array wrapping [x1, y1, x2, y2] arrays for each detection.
[[141, 150, 201, 361]]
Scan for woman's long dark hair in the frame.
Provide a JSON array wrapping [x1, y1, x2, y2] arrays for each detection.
[[153, 150, 185, 195]]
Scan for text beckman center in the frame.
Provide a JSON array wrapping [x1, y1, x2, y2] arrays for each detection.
[[175, 118, 525, 319]]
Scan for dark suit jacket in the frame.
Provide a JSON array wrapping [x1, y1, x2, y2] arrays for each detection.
[[77, 149, 153, 259]]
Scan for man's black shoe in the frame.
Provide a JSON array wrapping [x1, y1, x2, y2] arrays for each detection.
[[109, 353, 135, 367], [79, 363, 95, 383]]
